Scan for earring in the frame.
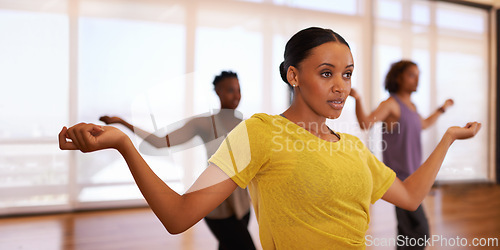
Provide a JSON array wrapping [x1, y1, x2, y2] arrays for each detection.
[[292, 84, 296, 88]]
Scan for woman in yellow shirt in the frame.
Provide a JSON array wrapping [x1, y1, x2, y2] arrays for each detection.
[[59, 27, 480, 249]]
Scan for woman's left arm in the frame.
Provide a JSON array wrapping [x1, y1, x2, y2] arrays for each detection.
[[421, 99, 454, 129], [382, 122, 481, 211]]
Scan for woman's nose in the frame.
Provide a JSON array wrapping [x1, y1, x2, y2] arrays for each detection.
[[332, 75, 347, 93]]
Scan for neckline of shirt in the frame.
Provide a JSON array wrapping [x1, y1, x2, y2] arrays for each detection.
[[275, 114, 343, 144]]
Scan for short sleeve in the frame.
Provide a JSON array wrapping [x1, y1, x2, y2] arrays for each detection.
[[360, 141, 396, 203], [208, 115, 271, 189]]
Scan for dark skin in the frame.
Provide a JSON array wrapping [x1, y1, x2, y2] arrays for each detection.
[[283, 42, 353, 143]]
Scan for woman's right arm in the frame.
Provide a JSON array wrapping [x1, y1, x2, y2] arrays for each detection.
[[59, 123, 237, 234], [349, 88, 395, 130], [99, 116, 200, 148]]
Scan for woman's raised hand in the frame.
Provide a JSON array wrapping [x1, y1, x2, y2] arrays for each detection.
[[59, 123, 129, 153], [446, 122, 481, 141], [349, 88, 360, 100]]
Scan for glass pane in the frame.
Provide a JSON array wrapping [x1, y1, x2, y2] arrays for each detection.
[[77, 17, 186, 202], [375, 45, 403, 102], [411, 49, 431, 116], [435, 50, 488, 181], [376, 0, 402, 21], [411, 49, 434, 162], [195, 26, 263, 118], [436, 3, 486, 33], [78, 17, 185, 121], [0, 9, 68, 139], [0, 144, 69, 209], [274, 0, 357, 15], [412, 2, 430, 25]]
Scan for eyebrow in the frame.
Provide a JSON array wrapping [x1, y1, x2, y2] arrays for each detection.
[[317, 63, 354, 69]]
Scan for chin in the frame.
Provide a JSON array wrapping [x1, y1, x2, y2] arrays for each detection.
[[326, 111, 342, 119]]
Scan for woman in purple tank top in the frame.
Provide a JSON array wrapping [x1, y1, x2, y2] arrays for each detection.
[[350, 60, 454, 250]]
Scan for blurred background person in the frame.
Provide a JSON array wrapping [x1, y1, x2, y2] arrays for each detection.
[[350, 60, 454, 249], [100, 71, 255, 250]]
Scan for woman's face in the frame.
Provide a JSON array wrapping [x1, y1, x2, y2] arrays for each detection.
[[398, 65, 419, 93], [216, 77, 241, 110], [291, 41, 354, 119]]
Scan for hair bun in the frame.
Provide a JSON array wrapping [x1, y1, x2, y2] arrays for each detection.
[[279, 62, 289, 84]]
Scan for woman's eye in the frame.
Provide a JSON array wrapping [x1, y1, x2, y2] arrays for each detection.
[[321, 72, 332, 78], [343, 72, 352, 79]]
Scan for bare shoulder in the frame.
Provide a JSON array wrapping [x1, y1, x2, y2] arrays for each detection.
[[380, 96, 400, 116], [384, 96, 398, 105], [379, 97, 397, 110]]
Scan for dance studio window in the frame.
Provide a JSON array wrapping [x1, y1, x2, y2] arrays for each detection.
[[273, 0, 358, 15], [77, 0, 187, 207], [373, 0, 491, 182], [0, 4, 70, 214]]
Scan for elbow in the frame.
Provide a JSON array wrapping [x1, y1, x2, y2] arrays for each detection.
[[166, 227, 187, 235], [163, 221, 189, 235], [160, 211, 194, 235], [398, 199, 421, 212], [359, 122, 370, 130], [404, 203, 420, 212]]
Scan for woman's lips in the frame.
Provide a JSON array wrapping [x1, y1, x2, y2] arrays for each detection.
[[327, 99, 344, 110]]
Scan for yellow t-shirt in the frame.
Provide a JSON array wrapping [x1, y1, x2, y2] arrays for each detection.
[[209, 113, 396, 249]]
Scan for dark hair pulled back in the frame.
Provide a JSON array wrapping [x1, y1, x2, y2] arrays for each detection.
[[279, 27, 350, 87]]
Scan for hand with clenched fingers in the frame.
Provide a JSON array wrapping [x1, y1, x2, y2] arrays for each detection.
[[59, 123, 130, 153]]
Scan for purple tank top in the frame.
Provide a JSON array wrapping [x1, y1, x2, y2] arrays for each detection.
[[382, 95, 422, 180]]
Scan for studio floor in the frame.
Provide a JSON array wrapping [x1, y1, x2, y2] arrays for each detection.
[[0, 183, 499, 250]]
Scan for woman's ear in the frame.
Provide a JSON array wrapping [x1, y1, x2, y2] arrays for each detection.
[[287, 66, 299, 87]]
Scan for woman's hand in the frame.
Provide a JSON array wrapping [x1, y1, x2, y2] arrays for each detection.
[[349, 88, 360, 100], [99, 115, 123, 125], [59, 123, 129, 152], [442, 99, 454, 111], [446, 122, 481, 141]]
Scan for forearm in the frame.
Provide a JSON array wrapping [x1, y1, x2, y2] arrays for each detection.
[[382, 122, 479, 211], [422, 110, 443, 129], [354, 98, 372, 130], [117, 139, 197, 233], [402, 133, 454, 208]]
